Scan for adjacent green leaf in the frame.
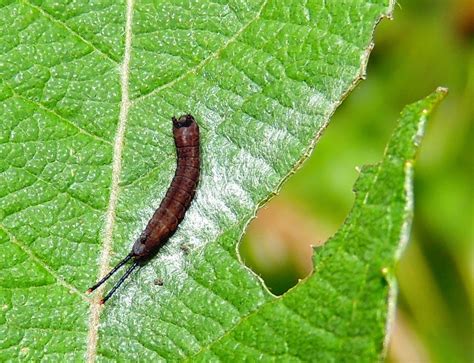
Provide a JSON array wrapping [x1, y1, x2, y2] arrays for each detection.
[[0, 0, 406, 361], [191, 88, 448, 361]]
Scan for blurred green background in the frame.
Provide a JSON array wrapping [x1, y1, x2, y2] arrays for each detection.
[[240, 1, 473, 362]]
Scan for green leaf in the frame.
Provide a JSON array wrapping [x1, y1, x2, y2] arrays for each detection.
[[0, 0, 415, 360], [191, 87, 448, 361]]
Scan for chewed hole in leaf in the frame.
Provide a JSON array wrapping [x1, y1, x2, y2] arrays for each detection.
[[239, 197, 330, 295]]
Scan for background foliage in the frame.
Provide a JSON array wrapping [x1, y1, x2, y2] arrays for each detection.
[[241, 1, 473, 362]]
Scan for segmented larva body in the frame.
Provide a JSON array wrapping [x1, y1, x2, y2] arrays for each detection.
[[87, 114, 200, 304], [133, 114, 200, 259]]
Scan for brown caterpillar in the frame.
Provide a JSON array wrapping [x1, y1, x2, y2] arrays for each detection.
[[87, 114, 200, 304]]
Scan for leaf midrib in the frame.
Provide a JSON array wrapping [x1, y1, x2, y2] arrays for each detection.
[[85, 0, 134, 360]]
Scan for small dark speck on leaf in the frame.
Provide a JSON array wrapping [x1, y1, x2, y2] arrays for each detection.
[[180, 244, 191, 254], [154, 278, 164, 286]]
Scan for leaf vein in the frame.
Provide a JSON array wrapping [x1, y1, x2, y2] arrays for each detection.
[[21, 0, 119, 64], [0, 223, 88, 302], [132, 0, 270, 104]]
